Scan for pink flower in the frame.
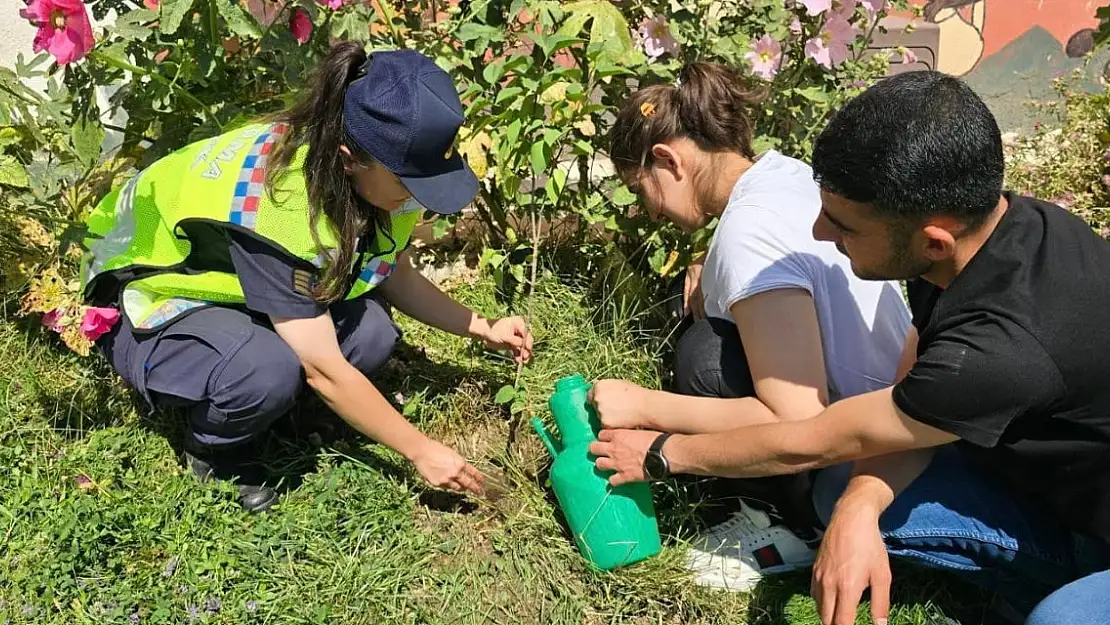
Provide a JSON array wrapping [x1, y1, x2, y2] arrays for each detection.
[[801, 0, 831, 16], [860, 0, 887, 13], [19, 0, 95, 65], [636, 16, 679, 61], [316, 0, 348, 9], [790, 17, 803, 34], [745, 34, 783, 80], [79, 307, 119, 342], [835, 0, 857, 19], [804, 15, 856, 68], [898, 46, 918, 64], [143, 0, 158, 9], [41, 308, 65, 333], [289, 7, 312, 44]]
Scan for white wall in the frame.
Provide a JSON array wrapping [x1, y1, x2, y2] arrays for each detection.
[[0, 3, 46, 91], [1, 4, 125, 150]]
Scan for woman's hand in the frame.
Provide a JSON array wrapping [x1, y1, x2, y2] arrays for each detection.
[[685, 256, 706, 320], [589, 379, 653, 430], [477, 316, 533, 364], [409, 439, 485, 495]]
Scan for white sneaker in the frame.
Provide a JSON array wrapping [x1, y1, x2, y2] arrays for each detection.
[[685, 500, 817, 592]]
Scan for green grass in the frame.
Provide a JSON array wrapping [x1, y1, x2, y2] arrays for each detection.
[[0, 269, 988, 624]]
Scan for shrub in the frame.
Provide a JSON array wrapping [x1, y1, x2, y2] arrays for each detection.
[[1, 0, 910, 353]]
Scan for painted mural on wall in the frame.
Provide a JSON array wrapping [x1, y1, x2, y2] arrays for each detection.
[[921, 0, 1099, 76], [884, 0, 1108, 129]]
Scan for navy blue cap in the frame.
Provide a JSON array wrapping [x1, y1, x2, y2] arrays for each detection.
[[342, 49, 478, 215]]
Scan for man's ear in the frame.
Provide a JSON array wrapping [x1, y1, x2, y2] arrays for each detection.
[[921, 223, 958, 262]]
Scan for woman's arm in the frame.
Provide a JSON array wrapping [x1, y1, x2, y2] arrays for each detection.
[[376, 251, 492, 339], [592, 288, 829, 433], [271, 312, 484, 494], [377, 251, 532, 362]]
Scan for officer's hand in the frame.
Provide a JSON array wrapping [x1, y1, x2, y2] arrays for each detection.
[[410, 440, 485, 496], [483, 316, 533, 364]]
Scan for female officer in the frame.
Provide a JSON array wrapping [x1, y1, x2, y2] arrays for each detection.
[[81, 42, 532, 512]]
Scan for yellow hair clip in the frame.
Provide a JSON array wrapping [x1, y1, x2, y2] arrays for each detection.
[[640, 101, 656, 118]]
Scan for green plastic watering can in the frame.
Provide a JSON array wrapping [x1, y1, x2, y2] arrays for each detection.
[[531, 374, 662, 571]]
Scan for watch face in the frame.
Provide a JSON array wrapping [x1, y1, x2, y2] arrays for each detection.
[[644, 451, 668, 481]]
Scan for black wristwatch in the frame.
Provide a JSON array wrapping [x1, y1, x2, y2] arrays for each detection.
[[643, 432, 673, 481]]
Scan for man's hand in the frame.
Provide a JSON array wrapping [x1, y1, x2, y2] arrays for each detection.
[[685, 257, 706, 320], [589, 428, 664, 486], [478, 316, 534, 364], [811, 498, 891, 625], [588, 379, 653, 429]]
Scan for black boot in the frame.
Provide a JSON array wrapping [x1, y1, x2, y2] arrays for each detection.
[[184, 440, 279, 513]]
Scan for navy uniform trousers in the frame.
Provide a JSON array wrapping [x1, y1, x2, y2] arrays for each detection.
[[96, 296, 399, 447]]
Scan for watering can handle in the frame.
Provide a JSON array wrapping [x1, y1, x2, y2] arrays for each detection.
[[531, 417, 560, 456]]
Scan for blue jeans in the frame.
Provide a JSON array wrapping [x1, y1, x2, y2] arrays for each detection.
[[812, 447, 1110, 624]]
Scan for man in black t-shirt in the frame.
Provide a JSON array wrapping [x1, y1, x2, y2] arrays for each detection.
[[589, 71, 1110, 625]]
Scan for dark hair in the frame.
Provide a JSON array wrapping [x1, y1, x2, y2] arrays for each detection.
[[811, 71, 1003, 231], [609, 62, 764, 180], [265, 41, 380, 303]]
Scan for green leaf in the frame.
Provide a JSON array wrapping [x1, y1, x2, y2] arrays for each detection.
[[556, 11, 590, 40], [545, 168, 567, 204], [432, 217, 451, 239], [159, 0, 196, 36], [500, 118, 521, 161], [592, 60, 636, 79], [539, 33, 584, 59], [542, 128, 563, 145], [795, 86, 830, 103], [530, 141, 549, 177], [494, 385, 517, 404], [495, 86, 525, 105], [98, 41, 131, 66], [457, 23, 502, 42], [573, 139, 593, 155], [611, 184, 637, 206], [331, 9, 364, 40], [562, 0, 639, 65], [0, 127, 23, 150], [214, 0, 262, 39], [648, 245, 667, 275], [71, 118, 104, 168], [0, 155, 29, 188], [483, 60, 507, 86], [113, 9, 157, 40]]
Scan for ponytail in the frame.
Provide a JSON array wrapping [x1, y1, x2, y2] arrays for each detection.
[[609, 62, 765, 181], [265, 40, 373, 303]]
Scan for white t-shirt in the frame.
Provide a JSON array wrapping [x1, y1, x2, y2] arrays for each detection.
[[701, 150, 911, 402]]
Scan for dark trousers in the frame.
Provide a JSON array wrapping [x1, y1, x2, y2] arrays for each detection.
[[667, 273, 822, 537], [98, 296, 400, 448]]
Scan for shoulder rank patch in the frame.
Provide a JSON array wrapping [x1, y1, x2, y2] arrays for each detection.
[[292, 268, 315, 297]]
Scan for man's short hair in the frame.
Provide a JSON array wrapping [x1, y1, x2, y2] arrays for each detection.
[[812, 71, 1004, 230]]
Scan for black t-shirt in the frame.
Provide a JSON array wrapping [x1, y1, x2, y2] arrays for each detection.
[[893, 192, 1110, 544]]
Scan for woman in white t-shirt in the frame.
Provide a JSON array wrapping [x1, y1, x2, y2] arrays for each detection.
[[586, 62, 912, 590]]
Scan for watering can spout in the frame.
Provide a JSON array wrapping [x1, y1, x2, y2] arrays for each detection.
[[531, 417, 560, 457]]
